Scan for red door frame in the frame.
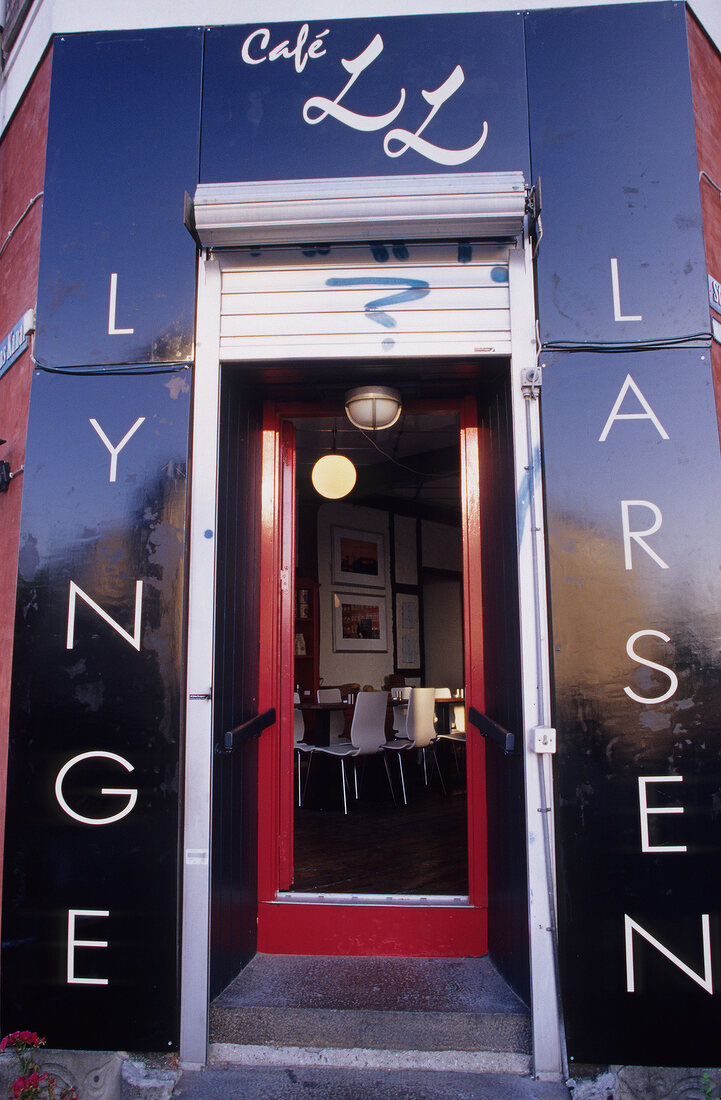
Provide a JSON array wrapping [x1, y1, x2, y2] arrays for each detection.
[[257, 395, 488, 956]]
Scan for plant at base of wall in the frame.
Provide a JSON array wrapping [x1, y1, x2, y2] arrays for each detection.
[[0, 1034, 78, 1100]]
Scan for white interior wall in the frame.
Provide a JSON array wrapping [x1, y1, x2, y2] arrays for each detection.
[[422, 576, 463, 690], [421, 520, 464, 688], [393, 514, 417, 585], [421, 518, 463, 572], [316, 503, 464, 688], [317, 501, 392, 689]]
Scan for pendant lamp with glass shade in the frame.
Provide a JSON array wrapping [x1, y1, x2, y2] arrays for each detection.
[[311, 424, 357, 499]]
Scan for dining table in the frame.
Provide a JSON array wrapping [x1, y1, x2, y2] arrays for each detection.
[[434, 694, 465, 736], [295, 699, 353, 746]]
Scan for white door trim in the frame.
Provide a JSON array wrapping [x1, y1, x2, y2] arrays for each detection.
[[180, 219, 563, 1081], [179, 254, 223, 1068], [508, 241, 565, 1080]]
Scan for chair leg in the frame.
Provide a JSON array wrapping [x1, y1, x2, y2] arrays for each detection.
[[296, 752, 301, 807], [302, 752, 314, 805], [397, 753, 407, 806], [383, 753, 396, 805], [431, 745, 447, 796], [340, 757, 348, 815]]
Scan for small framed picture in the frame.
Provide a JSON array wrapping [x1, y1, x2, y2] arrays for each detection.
[[332, 590, 388, 652], [396, 592, 420, 669], [331, 526, 385, 587]]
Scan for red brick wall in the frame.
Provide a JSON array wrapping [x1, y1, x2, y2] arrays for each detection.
[[0, 47, 52, 885], [687, 10, 721, 428]]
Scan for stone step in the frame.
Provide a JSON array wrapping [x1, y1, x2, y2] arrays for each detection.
[[174, 1063, 573, 1099], [209, 953, 532, 1074]]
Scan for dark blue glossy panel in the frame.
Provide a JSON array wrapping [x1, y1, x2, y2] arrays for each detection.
[[477, 375, 528, 1003], [35, 29, 203, 368], [210, 382, 263, 997], [200, 13, 529, 182], [526, 3, 709, 346], [2, 367, 191, 1050], [542, 350, 721, 1063]]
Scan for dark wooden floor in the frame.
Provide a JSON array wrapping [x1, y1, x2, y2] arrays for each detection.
[[293, 746, 468, 895]]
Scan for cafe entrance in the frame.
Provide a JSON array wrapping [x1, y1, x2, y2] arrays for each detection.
[[255, 389, 497, 957], [181, 206, 560, 1067]]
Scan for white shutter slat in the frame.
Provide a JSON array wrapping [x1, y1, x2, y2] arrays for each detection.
[[218, 242, 511, 361]]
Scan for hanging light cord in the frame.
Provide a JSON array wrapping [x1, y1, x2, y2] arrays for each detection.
[[355, 425, 457, 479]]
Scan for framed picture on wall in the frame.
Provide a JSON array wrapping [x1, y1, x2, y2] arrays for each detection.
[[332, 590, 388, 652], [331, 526, 385, 587], [395, 592, 420, 669]]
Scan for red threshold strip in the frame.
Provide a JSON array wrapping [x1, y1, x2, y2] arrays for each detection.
[[258, 899, 487, 956]]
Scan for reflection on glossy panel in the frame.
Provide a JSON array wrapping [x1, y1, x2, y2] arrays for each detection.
[[543, 350, 721, 1064], [2, 367, 191, 1050]]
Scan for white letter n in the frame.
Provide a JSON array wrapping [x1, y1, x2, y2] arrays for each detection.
[[66, 580, 143, 651], [625, 914, 712, 994]]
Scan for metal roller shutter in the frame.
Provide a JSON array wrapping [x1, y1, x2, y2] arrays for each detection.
[[218, 241, 512, 360]]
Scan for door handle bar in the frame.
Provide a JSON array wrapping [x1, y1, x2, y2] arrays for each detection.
[[468, 706, 516, 755], [221, 707, 276, 754]]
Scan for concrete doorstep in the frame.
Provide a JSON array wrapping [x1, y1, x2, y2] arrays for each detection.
[[174, 1061, 571, 1099], [184, 952, 572, 1097]]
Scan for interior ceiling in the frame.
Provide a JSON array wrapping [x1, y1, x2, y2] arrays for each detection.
[[292, 412, 461, 522], [241, 355, 510, 523]]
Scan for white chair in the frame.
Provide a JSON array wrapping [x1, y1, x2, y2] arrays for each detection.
[[384, 687, 447, 804], [304, 691, 395, 814], [293, 692, 314, 807], [317, 687, 347, 742]]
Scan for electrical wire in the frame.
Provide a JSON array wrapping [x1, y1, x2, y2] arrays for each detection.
[[32, 355, 192, 377], [355, 423, 458, 479], [541, 333, 712, 354], [0, 192, 43, 261], [700, 170, 721, 200]]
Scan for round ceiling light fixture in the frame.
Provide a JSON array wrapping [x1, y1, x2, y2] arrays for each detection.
[[311, 453, 357, 499], [344, 386, 402, 431]]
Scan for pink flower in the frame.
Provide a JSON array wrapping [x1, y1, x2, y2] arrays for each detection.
[[0, 1032, 45, 1052]]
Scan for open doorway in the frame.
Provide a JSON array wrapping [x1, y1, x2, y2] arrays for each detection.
[[289, 410, 469, 897], [208, 359, 529, 980], [184, 233, 550, 1059], [252, 383, 500, 958]]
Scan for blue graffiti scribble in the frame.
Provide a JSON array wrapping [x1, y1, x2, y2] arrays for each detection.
[[326, 276, 431, 330], [370, 242, 410, 262], [516, 443, 541, 542]]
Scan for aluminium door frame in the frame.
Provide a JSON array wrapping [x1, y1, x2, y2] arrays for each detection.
[[179, 230, 563, 1079]]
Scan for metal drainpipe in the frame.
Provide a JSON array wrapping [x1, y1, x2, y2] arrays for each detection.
[[522, 363, 569, 1080]]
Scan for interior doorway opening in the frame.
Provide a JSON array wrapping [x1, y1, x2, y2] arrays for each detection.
[[209, 357, 529, 983], [289, 409, 469, 898]]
